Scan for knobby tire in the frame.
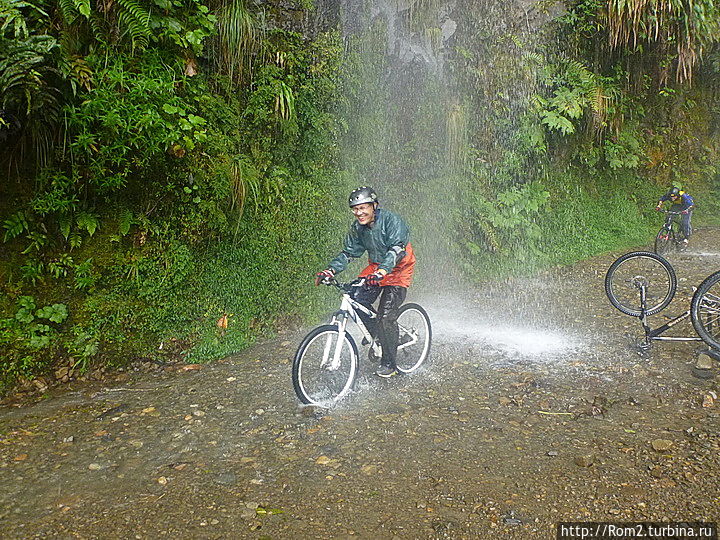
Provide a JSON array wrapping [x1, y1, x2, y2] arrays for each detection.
[[691, 271, 720, 351], [605, 251, 677, 317]]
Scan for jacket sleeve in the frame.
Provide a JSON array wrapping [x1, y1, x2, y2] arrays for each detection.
[[378, 213, 410, 274], [328, 225, 366, 274]]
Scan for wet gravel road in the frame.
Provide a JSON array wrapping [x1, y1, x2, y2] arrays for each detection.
[[1, 228, 720, 539]]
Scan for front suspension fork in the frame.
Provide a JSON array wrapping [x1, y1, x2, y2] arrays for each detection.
[[323, 313, 349, 370]]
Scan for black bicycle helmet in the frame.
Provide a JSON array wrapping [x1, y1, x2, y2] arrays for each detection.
[[668, 186, 681, 196], [348, 186, 378, 207]]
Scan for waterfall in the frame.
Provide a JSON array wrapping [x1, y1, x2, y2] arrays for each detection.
[[333, 0, 563, 283]]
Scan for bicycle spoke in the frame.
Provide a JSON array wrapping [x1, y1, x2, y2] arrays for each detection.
[[698, 301, 720, 333], [699, 292, 720, 306]]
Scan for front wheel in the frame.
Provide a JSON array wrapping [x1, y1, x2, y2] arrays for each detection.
[[395, 303, 432, 374], [292, 325, 358, 406], [691, 271, 720, 351], [654, 228, 673, 256], [605, 251, 677, 317]]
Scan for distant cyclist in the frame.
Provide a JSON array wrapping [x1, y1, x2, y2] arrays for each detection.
[[655, 186, 694, 246], [314, 187, 416, 378]]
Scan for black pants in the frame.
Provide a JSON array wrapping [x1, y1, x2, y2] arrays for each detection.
[[353, 285, 407, 368], [670, 204, 693, 240]]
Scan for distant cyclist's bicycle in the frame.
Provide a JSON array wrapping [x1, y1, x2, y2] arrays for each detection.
[[654, 210, 691, 255], [292, 277, 432, 406], [605, 251, 720, 351]]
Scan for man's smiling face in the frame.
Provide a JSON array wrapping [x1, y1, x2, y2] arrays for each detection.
[[351, 202, 376, 226]]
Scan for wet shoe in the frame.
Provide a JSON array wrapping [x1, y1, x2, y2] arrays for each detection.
[[375, 365, 398, 378]]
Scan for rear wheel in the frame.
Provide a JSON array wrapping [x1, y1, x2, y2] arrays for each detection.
[[691, 271, 720, 351], [292, 325, 358, 406], [605, 252, 676, 317], [395, 303, 432, 373]]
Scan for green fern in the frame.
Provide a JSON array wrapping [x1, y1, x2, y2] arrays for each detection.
[[57, 0, 89, 24], [0, 34, 61, 168], [76, 211, 99, 236], [118, 208, 133, 236], [541, 110, 575, 135], [0, 0, 48, 39], [69, 232, 82, 249], [115, 0, 150, 52], [58, 214, 71, 240], [2, 211, 29, 241]]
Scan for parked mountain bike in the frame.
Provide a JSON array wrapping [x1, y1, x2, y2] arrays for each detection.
[[654, 210, 692, 255], [292, 277, 432, 406], [605, 251, 720, 352]]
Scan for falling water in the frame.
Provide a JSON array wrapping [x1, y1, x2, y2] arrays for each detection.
[[334, 0, 563, 276], [330, 0, 579, 361]]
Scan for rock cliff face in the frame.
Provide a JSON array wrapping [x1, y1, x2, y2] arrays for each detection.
[[263, 0, 564, 62], [265, 0, 567, 119]]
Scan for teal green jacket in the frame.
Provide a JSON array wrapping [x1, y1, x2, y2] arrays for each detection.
[[328, 208, 410, 275]]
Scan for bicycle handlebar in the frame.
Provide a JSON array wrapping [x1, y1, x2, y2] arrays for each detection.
[[320, 276, 366, 291]]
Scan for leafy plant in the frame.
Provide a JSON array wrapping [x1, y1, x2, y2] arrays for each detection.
[[604, 129, 643, 170], [58, 0, 152, 53], [0, 296, 70, 379], [75, 211, 99, 236], [0, 32, 62, 168], [537, 58, 621, 138], [463, 181, 550, 269], [211, 0, 264, 85], [68, 327, 99, 371], [2, 211, 28, 241], [606, 0, 720, 83]]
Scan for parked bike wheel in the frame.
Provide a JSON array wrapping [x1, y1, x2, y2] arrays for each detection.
[[654, 229, 673, 256], [605, 252, 677, 317], [292, 325, 358, 406], [395, 303, 432, 373], [691, 271, 720, 351]]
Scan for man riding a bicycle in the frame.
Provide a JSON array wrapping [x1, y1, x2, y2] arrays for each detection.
[[315, 186, 416, 378], [655, 186, 694, 246]]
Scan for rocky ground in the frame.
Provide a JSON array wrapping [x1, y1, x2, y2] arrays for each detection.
[[1, 228, 719, 539]]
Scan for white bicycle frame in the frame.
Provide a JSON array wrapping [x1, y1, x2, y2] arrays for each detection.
[[322, 283, 418, 370]]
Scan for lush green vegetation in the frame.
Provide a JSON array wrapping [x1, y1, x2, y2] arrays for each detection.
[[449, 0, 720, 277], [0, 0, 350, 391], [1, 0, 720, 393]]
